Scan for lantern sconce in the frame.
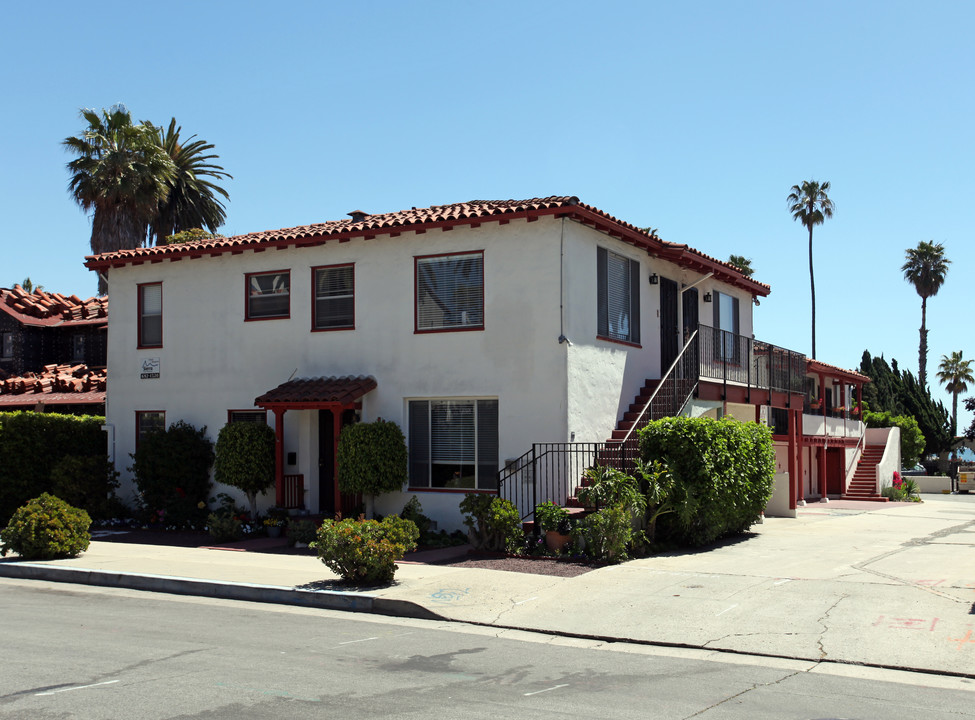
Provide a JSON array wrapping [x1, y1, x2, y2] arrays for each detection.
[[648, 273, 659, 285], [703, 292, 713, 303]]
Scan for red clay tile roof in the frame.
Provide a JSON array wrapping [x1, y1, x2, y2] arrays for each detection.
[[0, 363, 107, 407], [255, 375, 377, 407], [0, 285, 108, 328], [84, 197, 770, 296], [807, 359, 871, 383]]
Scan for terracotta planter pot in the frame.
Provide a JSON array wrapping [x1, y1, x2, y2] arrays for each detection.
[[545, 530, 571, 552]]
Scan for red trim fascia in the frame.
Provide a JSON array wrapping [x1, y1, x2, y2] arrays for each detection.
[[596, 335, 642, 349], [256, 400, 359, 412], [244, 270, 291, 321], [137, 282, 162, 349], [310, 263, 355, 332]]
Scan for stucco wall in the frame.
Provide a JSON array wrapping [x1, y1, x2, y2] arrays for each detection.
[[103, 214, 758, 531]]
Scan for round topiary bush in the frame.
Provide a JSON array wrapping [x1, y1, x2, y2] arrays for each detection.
[[0, 493, 91, 559]]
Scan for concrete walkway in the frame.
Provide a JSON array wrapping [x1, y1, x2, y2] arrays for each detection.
[[2, 495, 974, 678]]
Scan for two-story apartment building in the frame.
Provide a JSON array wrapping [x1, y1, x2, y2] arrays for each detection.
[[84, 196, 889, 530]]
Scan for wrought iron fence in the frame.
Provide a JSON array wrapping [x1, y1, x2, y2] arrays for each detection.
[[699, 325, 805, 395]]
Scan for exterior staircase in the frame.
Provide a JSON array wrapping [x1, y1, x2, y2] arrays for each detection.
[[842, 445, 888, 501]]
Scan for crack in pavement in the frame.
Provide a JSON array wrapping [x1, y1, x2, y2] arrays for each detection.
[[853, 519, 975, 603], [489, 577, 565, 625], [680, 669, 804, 718], [815, 594, 846, 660]]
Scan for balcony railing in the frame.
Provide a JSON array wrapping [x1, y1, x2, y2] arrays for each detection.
[[698, 324, 805, 396]]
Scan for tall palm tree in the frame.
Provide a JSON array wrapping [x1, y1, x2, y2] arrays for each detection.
[[788, 180, 834, 359], [903, 241, 950, 388], [64, 106, 174, 292], [149, 118, 232, 246], [936, 351, 973, 437], [727, 254, 754, 278]]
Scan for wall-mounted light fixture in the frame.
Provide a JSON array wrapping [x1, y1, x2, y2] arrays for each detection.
[[703, 292, 713, 303], [648, 273, 659, 285]]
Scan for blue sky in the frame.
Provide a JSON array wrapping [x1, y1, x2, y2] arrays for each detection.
[[3, 1, 972, 427]]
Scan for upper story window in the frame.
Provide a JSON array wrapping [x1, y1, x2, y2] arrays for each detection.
[[408, 398, 498, 490], [246, 271, 290, 320], [415, 252, 484, 332], [0, 331, 12, 359], [597, 247, 640, 344], [138, 283, 162, 348], [72, 333, 86, 362], [313, 264, 354, 331]]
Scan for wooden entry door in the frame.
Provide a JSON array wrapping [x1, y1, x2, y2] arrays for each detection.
[[826, 448, 845, 495], [317, 408, 359, 516]]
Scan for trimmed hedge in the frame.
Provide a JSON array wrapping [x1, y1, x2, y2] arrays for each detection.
[[314, 515, 419, 585], [337, 419, 408, 497], [214, 421, 276, 518], [0, 412, 107, 524], [1, 493, 91, 559], [639, 416, 774, 546]]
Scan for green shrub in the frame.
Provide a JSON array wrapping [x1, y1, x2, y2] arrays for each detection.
[[0, 412, 107, 524], [129, 420, 214, 527], [50, 455, 120, 520], [862, 409, 926, 468], [639, 416, 774, 546], [214, 421, 275, 519], [534, 501, 571, 533], [314, 515, 419, 585], [459, 494, 523, 553], [337, 420, 408, 512], [287, 519, 318, 546], [578, 466, 645, 513], [574, 504, 633, 563], [206, 511, 242, 542], [1, 493, 91, 559]]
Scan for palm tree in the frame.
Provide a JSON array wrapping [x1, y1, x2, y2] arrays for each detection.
[[149, 118, 232, 246], [788, 180, 834, 359], [903, 241, 950, 388], [936, 351, 973, 437], [64, 106, 174, 292], [727, 254, 754, 278]]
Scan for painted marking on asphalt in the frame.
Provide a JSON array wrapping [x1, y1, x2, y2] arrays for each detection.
[[524, 683, 569, 696], [773, 579, 792, 586], [338, 636, 379, 645], [715, 604, 738, 616], [36, 680, 118, 696], [514, 597, 538, 605]]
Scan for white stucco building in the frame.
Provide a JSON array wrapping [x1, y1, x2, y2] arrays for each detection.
[[85, 196, 885, 530]]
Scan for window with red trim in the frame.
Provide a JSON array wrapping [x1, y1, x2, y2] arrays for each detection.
[[415, 252, 483, 332], [138, 283, 162, 348], [246, 271, 290, 320], [312, 264, 354, 330]]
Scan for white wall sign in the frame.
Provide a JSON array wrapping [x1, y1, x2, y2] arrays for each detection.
[[140, 358, 160, 379]]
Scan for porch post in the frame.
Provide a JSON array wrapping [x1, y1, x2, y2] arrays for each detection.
[[332, 406, 343, 515], [818, 446, 827, 498], [273, 408, 286, 506], [796, 417, 804, 506], [818, 373, 826, 417], [788, 408, 798, 509]]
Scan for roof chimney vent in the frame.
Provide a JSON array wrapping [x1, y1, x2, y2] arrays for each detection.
[[347, 210, 370, 222]]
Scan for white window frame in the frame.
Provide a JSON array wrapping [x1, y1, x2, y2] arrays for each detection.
[[408, 397, 498, 490]]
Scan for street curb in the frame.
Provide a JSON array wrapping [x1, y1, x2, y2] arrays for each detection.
[[0, 563, 444, 621]]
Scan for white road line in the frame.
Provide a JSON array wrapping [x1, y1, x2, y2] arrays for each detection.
[[338, 636, 379, 645], [514, 597, 538, 605], [524, 683, 569, 696], [36, 680, 119, 696], [715, 604, 738, 616], [773, 579, 792, 586]]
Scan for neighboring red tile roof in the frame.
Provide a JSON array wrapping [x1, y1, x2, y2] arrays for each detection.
[[0, 363, 107, 407], [255, 375, 377, 407], [807, 358, 871, 383], [0, 285, 108, 327], [84, 197, 770, 296]]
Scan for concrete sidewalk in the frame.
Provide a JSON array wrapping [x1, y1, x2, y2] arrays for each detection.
[[2, 495, 974, 678]]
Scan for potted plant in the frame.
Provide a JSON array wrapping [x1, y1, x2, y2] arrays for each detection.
[[263, 516, 284, 538], [535, 501, 572, 552]]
